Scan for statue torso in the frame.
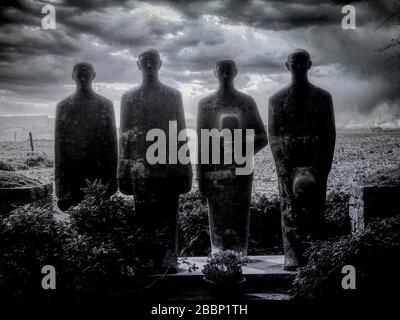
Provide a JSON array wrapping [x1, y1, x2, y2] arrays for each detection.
[[269, 83, 331, 171], [198, 90, 254, 184], [56, 93, 112, 162]]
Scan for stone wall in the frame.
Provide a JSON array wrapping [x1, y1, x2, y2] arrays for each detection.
[[349, 180, 400, 233], [0, 183, 53, 215]]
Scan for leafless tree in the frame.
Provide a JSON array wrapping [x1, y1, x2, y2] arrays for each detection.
[[374, 0, 400, 57]]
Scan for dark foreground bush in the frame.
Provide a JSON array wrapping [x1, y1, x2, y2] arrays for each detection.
[[0, 204, 71, 299], [178, 190, 349, 257], [248, 194, 282, 255], [178, 191, 283, 256], [0, 181, 356, 299], [24, 152, 53, 168], [0, 181, 152, 299], [0, 160, 15, 171], [292, 215, 400, 300], [65, 180, 156, 296], [324, 191, 351, 237], [178, 191, 210, 256]]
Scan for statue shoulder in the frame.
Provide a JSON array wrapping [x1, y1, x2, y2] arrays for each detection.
[[95, 93, 113, 108], [198, 93, 217, 110], [56, 95, 74, 113], [121, 86, 141, 103], [310, 84, 332, 101], [269, 86, 290, 106], [160, 83, 182, 98], [235, 90, 256, 106]]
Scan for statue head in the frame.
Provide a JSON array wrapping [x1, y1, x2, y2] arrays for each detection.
[[72, 62, 95, 86], [137, 49, 162, 77], [286, 49, 312, 76], [214, 60, 237, 85]]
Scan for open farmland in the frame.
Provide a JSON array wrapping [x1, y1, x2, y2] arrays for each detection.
[[253, 131, 400, 197], [1, 132, 399, 198], [0, 139, 53, 183]]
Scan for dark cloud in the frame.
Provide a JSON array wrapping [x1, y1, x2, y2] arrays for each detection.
[[61, 0, 132, 11], [0, 0, 398, 126], [143, 0, 389, 30]]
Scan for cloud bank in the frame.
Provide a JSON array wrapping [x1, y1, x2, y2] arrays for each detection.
[[0, 0, 398, 127]]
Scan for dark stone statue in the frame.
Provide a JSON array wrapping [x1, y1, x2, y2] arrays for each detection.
[[118, 49, 192, 271], [268, 49, 336, 270], [55, 62, 118, 211], [197, 60, 268, 254]]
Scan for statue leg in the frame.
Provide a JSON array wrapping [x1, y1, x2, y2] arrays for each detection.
[[307, 175, 328, 239], [55, 176, 85, 211], [279, 176, 306, 271], [135, 190, 179, 272], [207, 178, 252, 255]]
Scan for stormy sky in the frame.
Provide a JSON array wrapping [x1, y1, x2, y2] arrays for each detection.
[[0, 0, 399, 127]]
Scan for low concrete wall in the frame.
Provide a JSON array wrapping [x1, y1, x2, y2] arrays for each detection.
[[349, 182, 400, 233], [0, 183, 53, 215]]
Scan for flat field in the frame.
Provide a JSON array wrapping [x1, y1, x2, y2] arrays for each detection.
[[1, 131, 399, 197]]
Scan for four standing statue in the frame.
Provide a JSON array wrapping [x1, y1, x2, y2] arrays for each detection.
[[55, 62, 118, 211], [268, 49, 336, 270], [117, 49, 192, 271], [197, 60, 268, 254], [55, 49, 336, 271]]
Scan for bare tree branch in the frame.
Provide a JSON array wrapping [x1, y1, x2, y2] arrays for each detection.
[[374, 12, 400, 31]]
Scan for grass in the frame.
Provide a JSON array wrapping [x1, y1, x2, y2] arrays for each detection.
[[2, 132, 400, 196]]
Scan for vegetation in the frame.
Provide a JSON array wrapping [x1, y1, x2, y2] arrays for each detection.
[[178, 191, 209, 256], [24, 152, 53, 168], [202, 250, 249, 284], [1, 132, 399, 299], [292, 216, 400, 300], [0, 204, 71, 298], [0, 171, 42, 188], [178, 190, 350, 257], [0, 181, 155, 298]]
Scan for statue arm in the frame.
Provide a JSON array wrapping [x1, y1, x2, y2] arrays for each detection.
[[268, 98, 289, 176], [196, 102, 210, 195], [118, 93, 134, 195], [320, 94, 336, 175], [54, 102, 68, 198], [102, 102, 118, 193], [176, 92, 189, 150], [248, 97, 268, 154], [175, 91, 192, 193]]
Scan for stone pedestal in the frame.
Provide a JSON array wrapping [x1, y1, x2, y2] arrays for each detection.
[[146, 255, 296, 301]]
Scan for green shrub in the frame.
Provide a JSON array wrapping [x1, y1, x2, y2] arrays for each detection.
[[0, 204, 71, 298], [0, 180, 152, 298], [66, 180, 151, 296], [0, 160, 15, 171], [292, 215, 400, 300], [249, 193, 282, 255], [202, 250, 249, 283], [178, 191, 210, 256], [0, 171, 42, 188], [178, 191, 284, 256], [24, 152, 53, 168], [177, 191, 349, 257], [324, 191, 351, 237]]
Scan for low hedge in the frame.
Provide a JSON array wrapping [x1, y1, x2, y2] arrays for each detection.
[[292, 215, 400, 300]]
